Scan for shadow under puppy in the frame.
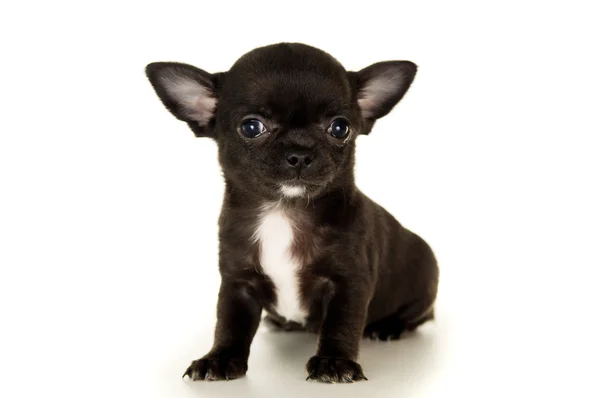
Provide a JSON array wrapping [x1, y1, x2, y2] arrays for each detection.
[[145, 43, 439, 383]]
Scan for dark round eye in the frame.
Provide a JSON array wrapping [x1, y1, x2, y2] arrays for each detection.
[[240, 119, 266, 138], [328, 118, 350, 139]]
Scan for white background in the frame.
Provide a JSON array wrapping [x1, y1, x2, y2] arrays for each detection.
[[1, 1, 599, 397]]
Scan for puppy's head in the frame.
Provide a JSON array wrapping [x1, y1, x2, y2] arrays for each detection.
[[146, 43, 416, 200]]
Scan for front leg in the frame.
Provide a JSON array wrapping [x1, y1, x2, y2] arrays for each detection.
[[306, 281, 370, 383], [183, 280, 262, 381]]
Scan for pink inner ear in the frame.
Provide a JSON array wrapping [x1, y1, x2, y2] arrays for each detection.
[[357, 71, 405, 119], [160, 75, 217, 125], [190, 94, 217, 125]]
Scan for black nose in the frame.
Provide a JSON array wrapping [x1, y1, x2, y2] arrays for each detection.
[[285, 150, 314, 169]]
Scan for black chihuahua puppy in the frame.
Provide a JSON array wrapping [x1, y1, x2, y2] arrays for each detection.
[[146, 43, 438, 383]]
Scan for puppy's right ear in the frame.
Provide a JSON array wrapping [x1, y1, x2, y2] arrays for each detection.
[[145, 62, 221, 138]]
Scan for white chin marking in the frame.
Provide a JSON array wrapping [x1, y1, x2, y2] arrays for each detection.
[[280, 185, 306, 198]]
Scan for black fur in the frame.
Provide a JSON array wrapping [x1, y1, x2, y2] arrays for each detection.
[[146, 42, 439, 383]]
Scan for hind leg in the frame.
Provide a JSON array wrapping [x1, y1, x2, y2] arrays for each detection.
[[365, 231, 439, 341], [363, 308, 434, 341], [406, 309, 435, 331], [364, 315, 407, 341]]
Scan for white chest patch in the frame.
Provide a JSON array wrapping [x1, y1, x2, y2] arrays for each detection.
[[253, 206, 307, 324]]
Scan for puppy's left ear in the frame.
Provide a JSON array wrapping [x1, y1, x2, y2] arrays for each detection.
[[145, 62, 222, 138], [349, 61, 417, 134]]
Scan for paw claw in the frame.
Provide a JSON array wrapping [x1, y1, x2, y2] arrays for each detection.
[[204, 368, 214, 381], [183, 356, 247, 382], [305, 356, 367, 383]]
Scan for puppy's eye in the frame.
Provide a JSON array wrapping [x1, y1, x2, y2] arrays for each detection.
[[328, 118, 350, 139], [240, 119, 266, 138]]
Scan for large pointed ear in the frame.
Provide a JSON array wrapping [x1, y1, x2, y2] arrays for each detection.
[[350, 61, 417, 134], [145, 62, 221, 138]]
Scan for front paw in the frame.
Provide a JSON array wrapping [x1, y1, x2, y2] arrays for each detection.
[[305, 356, 367, 383], [182, 356, 248, 381]]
